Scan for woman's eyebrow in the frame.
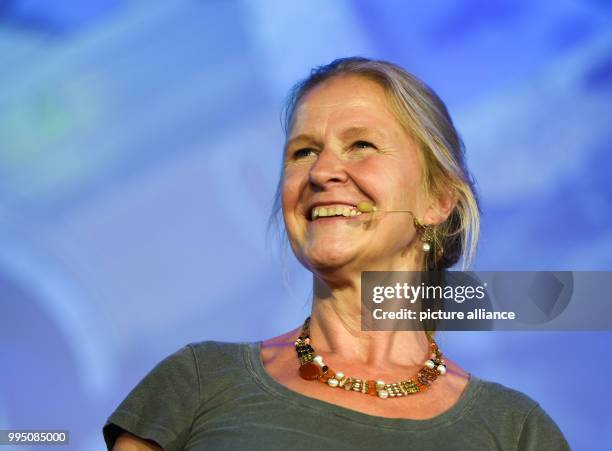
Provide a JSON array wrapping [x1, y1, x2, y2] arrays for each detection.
[[285, 134, 321, 150], [339, 126, 385, 141], [286, 126, 385, 150]]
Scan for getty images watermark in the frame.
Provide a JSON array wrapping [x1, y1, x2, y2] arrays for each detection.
[[361, 271, 612, 331]]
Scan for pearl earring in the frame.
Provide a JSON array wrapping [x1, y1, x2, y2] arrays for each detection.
[[414, 218, 438, 255]]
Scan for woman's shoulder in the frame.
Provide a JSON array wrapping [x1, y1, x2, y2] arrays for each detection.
[[469, 374, 545, 424], [103, 340, 256, 451], [138, 339, 254, 373], [186, 339, 254, 370], [187, 338, 251, 354], [123, 340, 251, 383], [472, 375, 540, 412], [468, 375, 570, 449]]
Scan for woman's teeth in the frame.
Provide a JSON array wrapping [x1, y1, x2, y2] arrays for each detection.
[[311, 205, 363, 220]]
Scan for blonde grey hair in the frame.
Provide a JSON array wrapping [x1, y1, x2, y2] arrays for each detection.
[[267, 57, 481, 272]]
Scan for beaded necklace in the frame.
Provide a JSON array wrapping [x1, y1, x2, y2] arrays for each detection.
[[295, 316, 446, 399]]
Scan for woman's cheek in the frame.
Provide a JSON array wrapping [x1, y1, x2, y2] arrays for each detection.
[[348, 158, 385, 195], [281, 176, 305, 233], [281, 170, 300, 202]]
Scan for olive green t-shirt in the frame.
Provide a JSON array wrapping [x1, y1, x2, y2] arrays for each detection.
[[102, 341, 570, 450]]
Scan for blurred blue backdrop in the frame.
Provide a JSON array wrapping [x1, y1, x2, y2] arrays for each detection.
[[1, 1, 611, 450]]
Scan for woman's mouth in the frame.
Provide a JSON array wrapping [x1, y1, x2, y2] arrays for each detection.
[[310, 204, 364, 221]]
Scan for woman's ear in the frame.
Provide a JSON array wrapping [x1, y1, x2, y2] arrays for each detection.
[[422, 188, 458, 226]]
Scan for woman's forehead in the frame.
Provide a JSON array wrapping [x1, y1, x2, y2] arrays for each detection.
[[296, 76, 388, 115], [290, 77, 403, 137]]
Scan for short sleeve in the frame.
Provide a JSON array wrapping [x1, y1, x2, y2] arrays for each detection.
[[517, 404, 571, 451], [102, 344, 200, 451]]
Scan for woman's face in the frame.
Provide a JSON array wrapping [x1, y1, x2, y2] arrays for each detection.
[[282, 75, 428, 275]]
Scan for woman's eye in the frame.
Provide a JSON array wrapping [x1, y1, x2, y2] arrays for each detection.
[[353, 140, 375, 150], [293, 148, 317, 159]]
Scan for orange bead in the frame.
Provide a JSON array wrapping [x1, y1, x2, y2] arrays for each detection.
[[367, 380, 377, 395], [320, 369, 335, 383], [299, 362, 322, 380]]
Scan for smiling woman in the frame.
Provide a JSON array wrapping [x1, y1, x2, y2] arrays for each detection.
[[279, 72, 462, 277], [103, 57, 570, 451], [275, 59, 480, 276]]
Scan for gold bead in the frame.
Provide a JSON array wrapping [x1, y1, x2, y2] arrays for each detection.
[[344, 378, 353, 390]]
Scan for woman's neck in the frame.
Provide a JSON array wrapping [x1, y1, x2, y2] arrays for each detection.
[[309, 275, 431, 373]]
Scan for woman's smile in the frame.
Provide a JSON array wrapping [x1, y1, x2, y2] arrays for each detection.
[[310, 204, 363, 220]]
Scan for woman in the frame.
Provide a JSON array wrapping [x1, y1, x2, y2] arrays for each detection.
[[103, 57, 570, 450]]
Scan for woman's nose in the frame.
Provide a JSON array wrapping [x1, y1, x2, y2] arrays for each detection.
[[308, 147, 349, 188]]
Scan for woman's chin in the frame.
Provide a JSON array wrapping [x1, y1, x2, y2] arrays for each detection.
[[301, 246, 358, 273]]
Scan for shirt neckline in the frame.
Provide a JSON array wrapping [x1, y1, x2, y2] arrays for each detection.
[[243, 340, 483, 431]]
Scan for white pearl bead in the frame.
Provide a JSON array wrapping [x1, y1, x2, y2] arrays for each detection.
[[335, 372, 344, 380], [376, 380, 385, 390], [327, 378, 339, 387], [425, 359, 435, 369], [313, 355, 324, 366], [423, 242, 431, 252], [437, 364, 447, 375], [378, 389, 389, 399]]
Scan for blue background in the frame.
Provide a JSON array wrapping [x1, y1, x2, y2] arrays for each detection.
[[1, 1, 611, 449]]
